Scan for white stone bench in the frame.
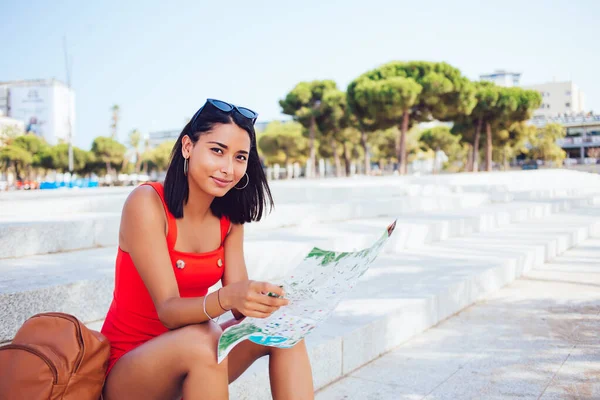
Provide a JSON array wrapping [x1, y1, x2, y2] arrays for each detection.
[[228, 205, 600, 398], [1, 191, 598, 343], [2, 170, 600, 398], [0, 193, 490, 259]]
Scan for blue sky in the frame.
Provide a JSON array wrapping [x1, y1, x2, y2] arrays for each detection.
[[2, 0, 598, 149]]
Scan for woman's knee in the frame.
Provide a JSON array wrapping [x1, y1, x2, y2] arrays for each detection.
[[172, 323, 224, 368], [270, 340, 307, 356]]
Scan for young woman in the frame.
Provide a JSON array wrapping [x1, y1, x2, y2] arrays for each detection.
[[101, 99, 314, 399]]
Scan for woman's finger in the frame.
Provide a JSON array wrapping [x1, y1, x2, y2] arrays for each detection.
[[250, 292, 289, 307], [244, 309, 273, 319], [252, 281, 286, 298], [247, 303, 280, 314]]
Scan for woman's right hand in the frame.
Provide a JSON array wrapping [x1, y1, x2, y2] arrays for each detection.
[[220, 280, 289, 319]]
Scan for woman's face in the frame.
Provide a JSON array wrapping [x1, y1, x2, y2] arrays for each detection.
[[182, 123, 251, 197]]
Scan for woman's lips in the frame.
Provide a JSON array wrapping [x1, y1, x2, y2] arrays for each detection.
[[211, 177, 233, 188]]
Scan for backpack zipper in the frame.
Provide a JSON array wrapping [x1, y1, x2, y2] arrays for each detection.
[[32, 312, 85, 373], [0, 344, 58, 384]]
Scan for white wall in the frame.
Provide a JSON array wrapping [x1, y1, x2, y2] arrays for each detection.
[[5, 81, 75, 145], [524, 81, 586, 117]]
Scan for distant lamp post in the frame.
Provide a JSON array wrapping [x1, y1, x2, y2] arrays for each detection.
[[64, 36, 74, 173]]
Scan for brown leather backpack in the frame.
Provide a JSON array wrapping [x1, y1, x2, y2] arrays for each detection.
[[0, 312, 110, 400]]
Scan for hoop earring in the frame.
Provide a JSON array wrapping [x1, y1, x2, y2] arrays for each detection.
[[235, 173, 249, 190], [183, 157, 189, 176]]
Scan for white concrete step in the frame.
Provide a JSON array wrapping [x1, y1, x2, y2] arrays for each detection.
[[0, 212, 121, 259], [415, 168, 600, 192], [0, 192, 128, 217], [0, 192, 490, 259], [227, 207, 600, 399], [247, 195, 600, 280], [315, 238, 600, 399], [0, 197, 596, 342]]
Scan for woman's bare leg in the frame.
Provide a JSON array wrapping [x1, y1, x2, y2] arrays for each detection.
[[226, 339, 314, 400], [104, 318, 314, 400], [103, 322, 228, 400], [269, 341, 314, 400]]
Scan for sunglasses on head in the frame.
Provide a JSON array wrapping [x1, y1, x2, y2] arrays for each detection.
[[190, 99, 259, 126]]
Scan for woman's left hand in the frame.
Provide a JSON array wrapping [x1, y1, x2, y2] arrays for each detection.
[[219, 316, 244, 331]]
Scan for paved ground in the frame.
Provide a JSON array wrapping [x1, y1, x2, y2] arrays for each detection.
[[316, 239, 600, 400]]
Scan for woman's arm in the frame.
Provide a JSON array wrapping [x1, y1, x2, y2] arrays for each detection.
[[120, 186, 225, 329], [219, 223, 289, 319], [120, 187, 287, 330], [221, 223, 249, 320]]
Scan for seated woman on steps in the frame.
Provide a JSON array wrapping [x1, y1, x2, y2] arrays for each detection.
[[101, 99, 314, 399]]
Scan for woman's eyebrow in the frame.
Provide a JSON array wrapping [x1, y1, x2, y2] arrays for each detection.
[[207, 141, 228, 149], [207, 141, 249, 154]]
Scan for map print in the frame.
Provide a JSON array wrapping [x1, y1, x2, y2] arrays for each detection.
[[217, 220, 397, 363]]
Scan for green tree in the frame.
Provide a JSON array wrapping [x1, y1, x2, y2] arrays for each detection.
[[280, 80, 337, 178], [315, 88, 352, 177], [343, 96, 375, 175], [257, 121, 308, 167], [482, 87, 518, 171], [40, 144, 89, 173], [369, 128, 397, 166], [419, 126, 467, 170], [527, 123, 567, 165], [348, 73, 421, 174], [127, 129, 143, 173], [141, 141, 175, 172], [460, 82, 500, 172], [348, 61, 476, 174], [492, 122, 535, 170], [0, 125, 23, 146], [451, 116, 476, 171], [369, 126, 426, 169], [91, 136, 127, 174], [482, 87, 541, 171], [12, 134, 50, 172], [0, 145, 33, 180], [335, 127, 363, 176]]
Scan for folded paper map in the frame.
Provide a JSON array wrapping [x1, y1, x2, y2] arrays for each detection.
[[217, 220, 397, 363]]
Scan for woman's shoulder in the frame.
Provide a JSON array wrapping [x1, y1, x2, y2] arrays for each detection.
[[123, 184, 165, 218], [119, 184, 170, 252], [226, 221, 243, 236]]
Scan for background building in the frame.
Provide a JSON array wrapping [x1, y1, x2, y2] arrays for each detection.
[[529, 114, 600, 160], [147, 129, 180, 149], [0, 111, 25, 146], [480, 70, 588, 119], [0, 79, 75, 145], [480, 70, 522, 87], [522, 81, 586, 117], [0, 111, 25, 132]]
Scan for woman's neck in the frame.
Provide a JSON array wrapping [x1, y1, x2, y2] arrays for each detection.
[[183, 179, 215, 222]]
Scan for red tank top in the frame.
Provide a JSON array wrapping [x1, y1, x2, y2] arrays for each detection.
[[101, 182, 230, 375]]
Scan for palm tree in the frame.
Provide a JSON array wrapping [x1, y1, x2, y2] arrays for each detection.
[[128, 129, 142, 173], [110, 104, 120, 139]]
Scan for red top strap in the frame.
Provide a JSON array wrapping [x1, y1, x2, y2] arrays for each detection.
[[143, 182, 231, 249], [220, 215, 231, 245], [142, 182, 178, 249]]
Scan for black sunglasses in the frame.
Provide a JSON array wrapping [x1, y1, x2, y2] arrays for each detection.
[[190, 99, 259, 125]]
